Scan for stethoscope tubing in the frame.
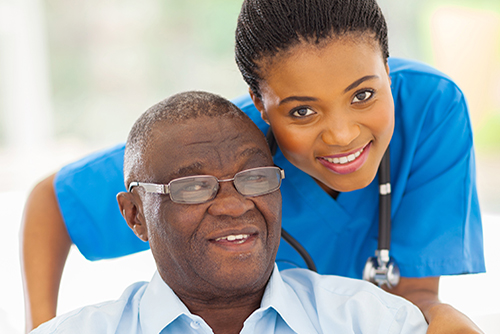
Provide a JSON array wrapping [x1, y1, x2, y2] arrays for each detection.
[[267, 128, 393, 276], [378, 147, 391, 251]]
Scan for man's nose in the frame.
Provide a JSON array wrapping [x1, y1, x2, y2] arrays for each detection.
[[207, 182, 254, 217], [320, 112, 360, 147]]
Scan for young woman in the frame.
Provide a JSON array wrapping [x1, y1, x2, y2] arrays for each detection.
[[22, 0, 484, 332]]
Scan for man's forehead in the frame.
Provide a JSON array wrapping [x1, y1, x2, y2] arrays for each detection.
[[145, 118, 271, 180], [166, 145, 271, 181]]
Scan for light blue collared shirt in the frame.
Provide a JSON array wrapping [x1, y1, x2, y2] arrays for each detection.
[[32, 265, 427, 333]]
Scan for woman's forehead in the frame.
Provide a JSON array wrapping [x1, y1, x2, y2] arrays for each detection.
[[258, 38, 387, 97], [258, 35, 383, 78]]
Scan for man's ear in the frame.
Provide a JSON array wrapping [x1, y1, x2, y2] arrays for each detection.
[[117, 191, 149, 242], [249, 88, 270, 125]]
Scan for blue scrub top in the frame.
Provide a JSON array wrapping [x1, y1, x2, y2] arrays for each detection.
[[55, 58, 485, 279]]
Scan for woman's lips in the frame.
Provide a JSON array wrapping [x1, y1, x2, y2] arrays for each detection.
[[318, 142, 371, 175]]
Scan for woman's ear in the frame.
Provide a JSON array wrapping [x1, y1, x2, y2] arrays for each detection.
[[117, 192, 149, 242], [249, 88, 270, 125]]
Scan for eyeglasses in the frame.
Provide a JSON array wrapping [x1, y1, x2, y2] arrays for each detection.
[[128, 166, 285, 204]]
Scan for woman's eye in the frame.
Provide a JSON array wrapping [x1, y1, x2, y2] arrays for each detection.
[[352, 90, 373, 103], [291, 107, 315, 117]]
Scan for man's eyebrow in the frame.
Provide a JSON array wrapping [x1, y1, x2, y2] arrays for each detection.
[[167, 147, 269, 180], [170, 162, 204, 180], [343, 75, 379, 93], [239, 146, 270, 161]]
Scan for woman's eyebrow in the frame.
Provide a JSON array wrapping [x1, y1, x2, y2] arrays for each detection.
[[279, 95, 317, 106], [344, 75, 379, 93], [278, 75, 380, 105]]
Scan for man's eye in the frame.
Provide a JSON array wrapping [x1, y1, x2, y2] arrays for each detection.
[[291, 107, 315, 117], [241, 174, 266, 183], [352, 90, 373, 103], [182, 182, 210, 192]]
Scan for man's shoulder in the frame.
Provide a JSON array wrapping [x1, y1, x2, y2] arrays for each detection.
[[279, 269, 428, 333], [30, 281, 148, 334], [281, 268, 404, 303]]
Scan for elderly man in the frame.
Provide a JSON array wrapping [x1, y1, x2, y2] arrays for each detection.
[[32, 91, 427, 334]]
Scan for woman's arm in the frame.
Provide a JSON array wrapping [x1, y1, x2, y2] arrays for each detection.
[[20, 174, 72, 333], [386, 277, 484, 333]]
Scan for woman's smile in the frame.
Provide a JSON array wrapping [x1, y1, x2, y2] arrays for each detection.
[[318, 142, 372, 175], [252, 37, 395, 193]]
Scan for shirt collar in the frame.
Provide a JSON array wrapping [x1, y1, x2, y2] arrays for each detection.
[[258, 264, 319, 333], [140, 265, 318, 334], [139, 271, 193, 334]]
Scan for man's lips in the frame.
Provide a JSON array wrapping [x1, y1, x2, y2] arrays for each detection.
[[317, 142, 371, 175], [208, 228, 260, 249]]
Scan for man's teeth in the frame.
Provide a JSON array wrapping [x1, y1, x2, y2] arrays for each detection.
[[215, 234, 249, 243], [323, 148, 363, 164]]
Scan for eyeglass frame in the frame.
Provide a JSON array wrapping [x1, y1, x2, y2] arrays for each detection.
[[128, 166, 285, 204]]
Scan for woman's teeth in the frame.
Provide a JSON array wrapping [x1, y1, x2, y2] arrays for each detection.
[[323, 148, 364, 164], [215, 234, 249, 244]]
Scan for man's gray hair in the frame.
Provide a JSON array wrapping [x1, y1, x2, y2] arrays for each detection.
[[124, 91, 251, 187]]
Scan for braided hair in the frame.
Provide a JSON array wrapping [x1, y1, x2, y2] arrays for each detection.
[[235, 0, 389, 98]]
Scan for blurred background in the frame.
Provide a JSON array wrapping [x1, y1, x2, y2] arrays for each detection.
[[0, 0, 499, 332]]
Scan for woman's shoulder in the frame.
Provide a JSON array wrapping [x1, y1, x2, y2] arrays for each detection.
[[388, 57, 467, 117], [388, 57, 452, 80]]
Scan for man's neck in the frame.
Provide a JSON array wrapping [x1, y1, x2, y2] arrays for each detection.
[[179, 289, 265, 334]]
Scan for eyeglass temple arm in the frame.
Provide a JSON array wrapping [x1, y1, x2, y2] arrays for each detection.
[[128, 182, 169, 194]]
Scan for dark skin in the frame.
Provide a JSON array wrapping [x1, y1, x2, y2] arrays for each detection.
[[250, 37, 484, 334], [117, 116, 282, 333], [20, 37, 482, 334], [387, 277, 483, 333], [20, 173, 72, 332]]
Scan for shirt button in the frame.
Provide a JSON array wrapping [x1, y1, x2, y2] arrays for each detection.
[[190, 321, 201, 329]]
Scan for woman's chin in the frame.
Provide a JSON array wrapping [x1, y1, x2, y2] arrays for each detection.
[[317, 173, 376, 194]]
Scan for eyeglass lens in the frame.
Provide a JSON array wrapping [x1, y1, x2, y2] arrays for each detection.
[[169, 167, 281, 204]]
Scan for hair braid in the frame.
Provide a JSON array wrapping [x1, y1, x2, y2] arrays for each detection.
[[235, 0, 389, 98]]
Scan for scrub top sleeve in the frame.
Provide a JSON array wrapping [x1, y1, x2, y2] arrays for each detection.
[[54, 143, 150, 261], [232, 94, 270, 135], [390, 73, 485, 277]]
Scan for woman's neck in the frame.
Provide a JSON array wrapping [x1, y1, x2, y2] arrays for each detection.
[[314, 178, 340, 200]]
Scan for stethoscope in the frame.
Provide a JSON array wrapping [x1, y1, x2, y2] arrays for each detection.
[[267, 128, 400, 288]]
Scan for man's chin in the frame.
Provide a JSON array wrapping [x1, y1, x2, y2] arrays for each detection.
[[203, 256, 275, 293], [206, 267, 273, 299]]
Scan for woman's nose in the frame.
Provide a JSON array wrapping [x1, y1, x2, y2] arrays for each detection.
[[320, 113, 360, 147], [207, 182, 254, 217]]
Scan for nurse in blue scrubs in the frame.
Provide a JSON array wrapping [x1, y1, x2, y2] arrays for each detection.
[[21, 0, 485, 332]]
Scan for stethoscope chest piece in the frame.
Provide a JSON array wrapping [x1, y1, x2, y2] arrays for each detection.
[[362, 249, 400, 288]]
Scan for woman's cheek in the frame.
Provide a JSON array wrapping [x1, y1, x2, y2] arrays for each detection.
[[376, 98, 395, 137], [273, 127, 315, 163]]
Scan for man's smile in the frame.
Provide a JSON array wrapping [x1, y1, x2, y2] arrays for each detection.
[[208, 227, 261, 252], [215, 234, 250, 243]]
